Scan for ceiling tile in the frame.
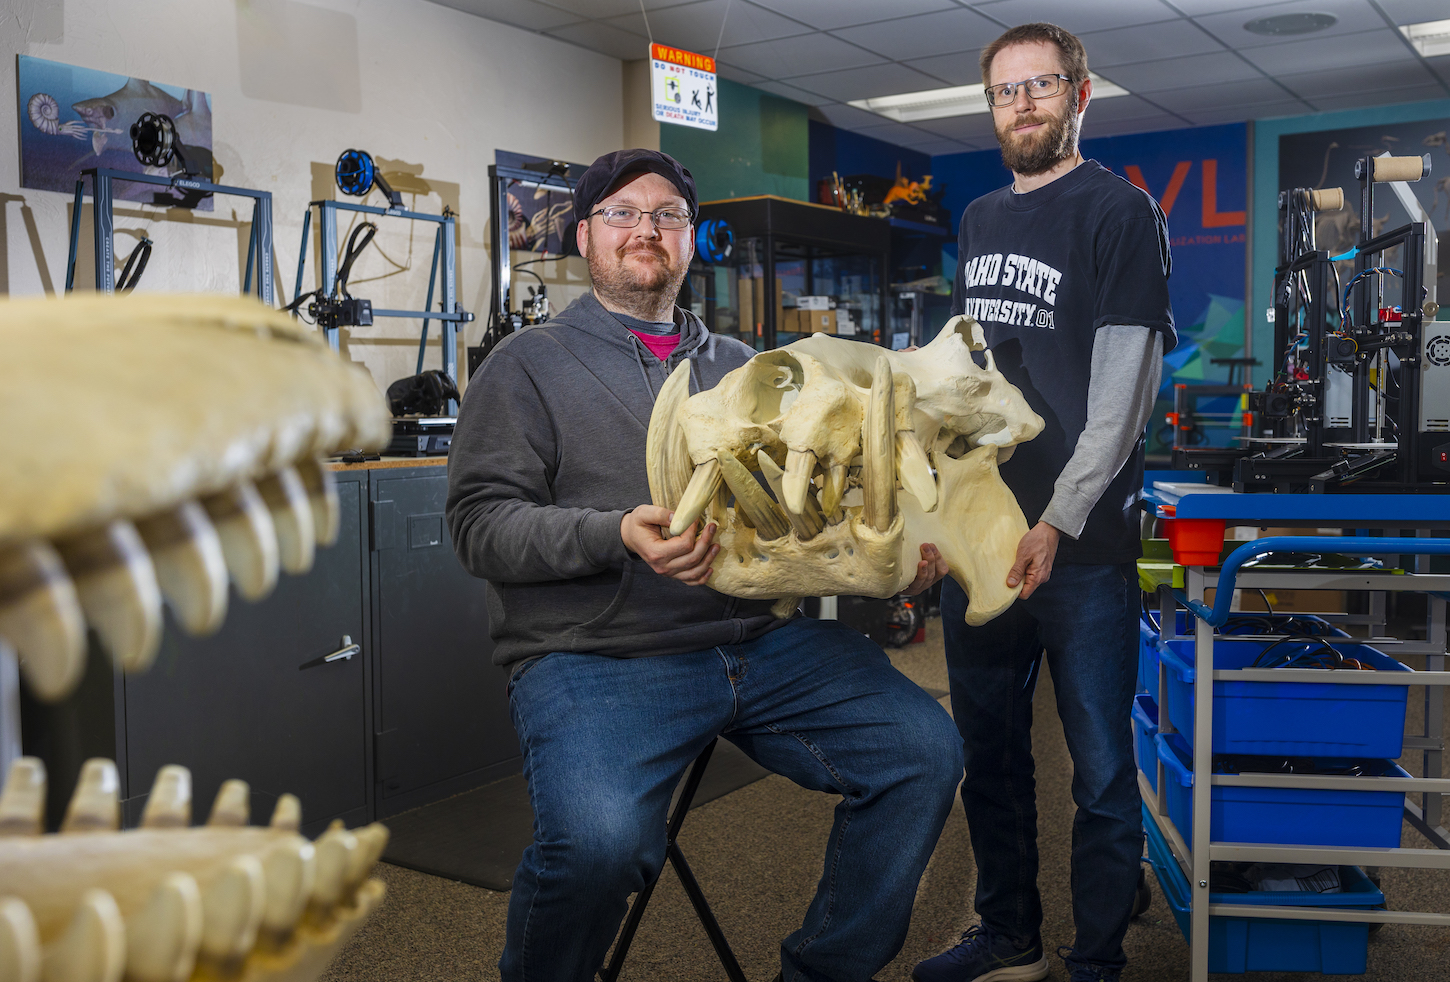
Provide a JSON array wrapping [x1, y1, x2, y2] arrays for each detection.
[[743, 0, 959, 31], [607, 0, 811, 51], [1238, 29, 1420, 73], [849, 121, 948, 147], [1083, 115, 1191, 138], [1377, 0, 1450, 27], [544, 20, 651, 60], [912, 113, 1000, 143], [1180, 99, 1310, 125], [1095, 50, 1264, 92], [750, 79, 834, 105], [1081, 19, 1225, 67], [788, 62, 945, 101], [1166, 0, 1259, 13], [1192, 0, 1391, 49], [971, 0, 1182, 35], [1085, 93, 1182, 122], [1280, 60, 1436, 99], [1306, 84, 1450, 112], [428, 0, 584, 31], [716, 31, 884, 77], [1149, 77, 1302, 112], [716, 63, 767, 85], [902, 50, 985, 87], [812, 102, 894, 129], [539, 0, 697, 19], [911, 138, 974, 155], [830, 8, 1004, 61]]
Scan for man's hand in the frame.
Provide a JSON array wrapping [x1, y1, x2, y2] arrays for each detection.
[[1007, 522, 1061, 600], [621, 505, 719, 586], [903, 542, 949, 596]]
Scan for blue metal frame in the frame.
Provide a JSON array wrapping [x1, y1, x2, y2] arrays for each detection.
[[64, 168, 273, 303], [1143, 488, 1450, 523]]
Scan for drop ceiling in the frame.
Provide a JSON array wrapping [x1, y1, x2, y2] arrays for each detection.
[[436, 0, 1450, 154]]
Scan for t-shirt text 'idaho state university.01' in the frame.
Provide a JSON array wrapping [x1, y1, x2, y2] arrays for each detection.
[[958, 252, 1062, 330]]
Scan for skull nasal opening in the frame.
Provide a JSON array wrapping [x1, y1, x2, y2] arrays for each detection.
[[746, 352, 805, 423]]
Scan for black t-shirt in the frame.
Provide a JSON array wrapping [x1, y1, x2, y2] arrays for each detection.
[[952, 160, 1177, 565]]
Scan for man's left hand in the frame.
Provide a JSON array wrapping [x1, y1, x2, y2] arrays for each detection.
[[902, 542, 949, 596], [1007, 522, 1061, 600]]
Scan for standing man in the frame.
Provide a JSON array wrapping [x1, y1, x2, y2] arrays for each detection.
[[913, 23, 1175, 982], [448, 149, 962, 982]]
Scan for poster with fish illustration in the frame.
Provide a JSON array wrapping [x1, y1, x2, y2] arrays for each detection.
[[18, 55, 214, 210]]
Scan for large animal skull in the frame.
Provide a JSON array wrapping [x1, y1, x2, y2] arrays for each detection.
[[646, 315, 1044, 625]]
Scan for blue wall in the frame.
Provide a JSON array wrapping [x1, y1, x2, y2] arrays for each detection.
[[807, 120, 931, 203]]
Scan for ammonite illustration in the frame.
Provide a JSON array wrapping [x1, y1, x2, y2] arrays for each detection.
[[26, 93, 60, 135]]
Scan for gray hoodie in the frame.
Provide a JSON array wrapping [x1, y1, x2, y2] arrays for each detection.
[[446, 291, 787, 667]]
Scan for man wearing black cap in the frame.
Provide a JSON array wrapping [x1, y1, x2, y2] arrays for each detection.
[[447, 149, 963, 982]]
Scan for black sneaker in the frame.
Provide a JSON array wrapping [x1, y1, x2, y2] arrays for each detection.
[[912, 924, 1049, 982], [1058, 946, 1122, 982]]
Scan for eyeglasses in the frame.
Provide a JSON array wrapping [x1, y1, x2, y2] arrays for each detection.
[[587, 205, 693, 230], [984, 73, 1074, 108]]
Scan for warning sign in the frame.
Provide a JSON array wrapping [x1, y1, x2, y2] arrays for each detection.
[[650, 43, 717, 132]]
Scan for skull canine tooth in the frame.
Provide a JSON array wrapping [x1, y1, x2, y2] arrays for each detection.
[[646, 362, 696, 513], [54, 521, 163, 674], [781, 449, 817, 516], [861, 358, 897, 534], [201, 482, 279, 603], [668, 460, 723, 538], [43, 888, 125, 982], [207, 781, 251, 829], [0, 758, 45, 838], [256, 468, 316, 577], [139, 767, 192, 830], [896, 433, 938, 513], [123, 873, 202, 982], [295, 458, 341, 548], [0, 896, 42, 982], [60, 760, 120, 835], [135, 502, 229, 637], [716, 453, 790, 542], [0, 543, 87, 703], [756, 453, 825, 540], [820, 464, 849, 515]]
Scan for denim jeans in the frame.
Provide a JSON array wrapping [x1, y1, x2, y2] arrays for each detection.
[[941, 563, 1142, 971], [500, 616, 963, 982]]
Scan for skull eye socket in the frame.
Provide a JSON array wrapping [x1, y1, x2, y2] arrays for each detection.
[[746, 352, 805, 423]]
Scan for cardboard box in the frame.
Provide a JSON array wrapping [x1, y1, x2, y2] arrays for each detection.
[[782, 309, 835, 334], [797, 295, 832, 311]]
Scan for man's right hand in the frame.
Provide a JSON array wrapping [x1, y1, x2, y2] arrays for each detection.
[[621, 505, 719, 586]]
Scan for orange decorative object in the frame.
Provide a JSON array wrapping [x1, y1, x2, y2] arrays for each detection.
[[882, 162, 933, 207]]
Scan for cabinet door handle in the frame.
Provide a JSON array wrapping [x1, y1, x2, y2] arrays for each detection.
[[324, 636, 361, 663]]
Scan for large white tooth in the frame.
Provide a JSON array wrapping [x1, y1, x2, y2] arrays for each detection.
[[55, 522, 162, 673], [139, 766, 191, 829], [295, 457, 340, 547], [135, 503, 228, 637], [42, 890, 125, 982], [757, 452, 824, 540], [206, 780, 250, 828], [862, 357, 897, 533], [260, 839, 315, 939], [0, 896, 41, 982], [255, 467, 315, 576], [781, 449, 817, 516], [646, 361, 695, 511], [668, 460, 722, 537], [201, 482, 279, 602], [0, 758, 46, 837], [308, 825, 358, 913], [124, 873, 202, 982], [198, 856, 264, 964], [770, 597, 803, 619], [268, 793, 301, 832], [0, 543, 87, 703], [716, 453, 790, 541], [344, 824, 390, 893], [897, 433, 938, 512], [820, 464, 848, 515], [59, 759, 119, 834]]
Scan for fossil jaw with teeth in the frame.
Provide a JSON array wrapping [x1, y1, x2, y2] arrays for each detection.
[[647, 315, 1044, 626], [0, 756, 386, 982], [0, 294, 390, 703]]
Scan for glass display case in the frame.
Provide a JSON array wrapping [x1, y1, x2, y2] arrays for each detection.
[[684, 196, 890, 351]]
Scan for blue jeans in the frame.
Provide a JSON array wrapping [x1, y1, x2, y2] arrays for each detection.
[[941, 563, 1142, 971], [501, 616, 963, 982]]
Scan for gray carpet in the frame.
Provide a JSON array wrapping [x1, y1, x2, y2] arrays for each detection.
[[321, 618, 1450, 981]]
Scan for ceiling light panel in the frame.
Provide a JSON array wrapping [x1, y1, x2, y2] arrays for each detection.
[[847, 73, 1129, 123], [1400, 18, 1450, 57]]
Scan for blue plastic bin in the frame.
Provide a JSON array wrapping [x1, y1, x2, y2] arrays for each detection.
[[1138, 611, 1347, 699], [1144, 802, 1383, 974], [1157, 637, 1410, 756], [1133, 694, 1159, 793], [1156, 732, 1408, 851], [1137, 617, 1161, 695]]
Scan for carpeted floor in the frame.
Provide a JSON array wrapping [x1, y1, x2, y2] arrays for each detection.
[[319, 617, 1450, 981]]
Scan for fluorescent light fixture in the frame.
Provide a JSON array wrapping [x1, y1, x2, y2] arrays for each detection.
[[848, 74, 1129, 123], [1400, 18, 1450, 58]]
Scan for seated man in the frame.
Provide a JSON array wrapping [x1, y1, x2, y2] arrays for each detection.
[[447, 149, 963, 982]]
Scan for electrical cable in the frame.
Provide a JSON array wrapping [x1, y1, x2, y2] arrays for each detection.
[[115, 237, 152, 293], [334, 222, 378, 299]]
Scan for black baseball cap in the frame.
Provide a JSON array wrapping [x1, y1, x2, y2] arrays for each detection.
[[564, 149, 697, 255]]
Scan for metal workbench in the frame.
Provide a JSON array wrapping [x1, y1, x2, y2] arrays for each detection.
[[1139, 484, 1450, 980]]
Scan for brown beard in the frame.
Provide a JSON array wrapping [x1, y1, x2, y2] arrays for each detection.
[[587, 240, 689, 314], [995, 90, 1080, 177]]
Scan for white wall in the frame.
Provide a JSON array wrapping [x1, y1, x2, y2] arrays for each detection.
[[1, 0, 623, 392]]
